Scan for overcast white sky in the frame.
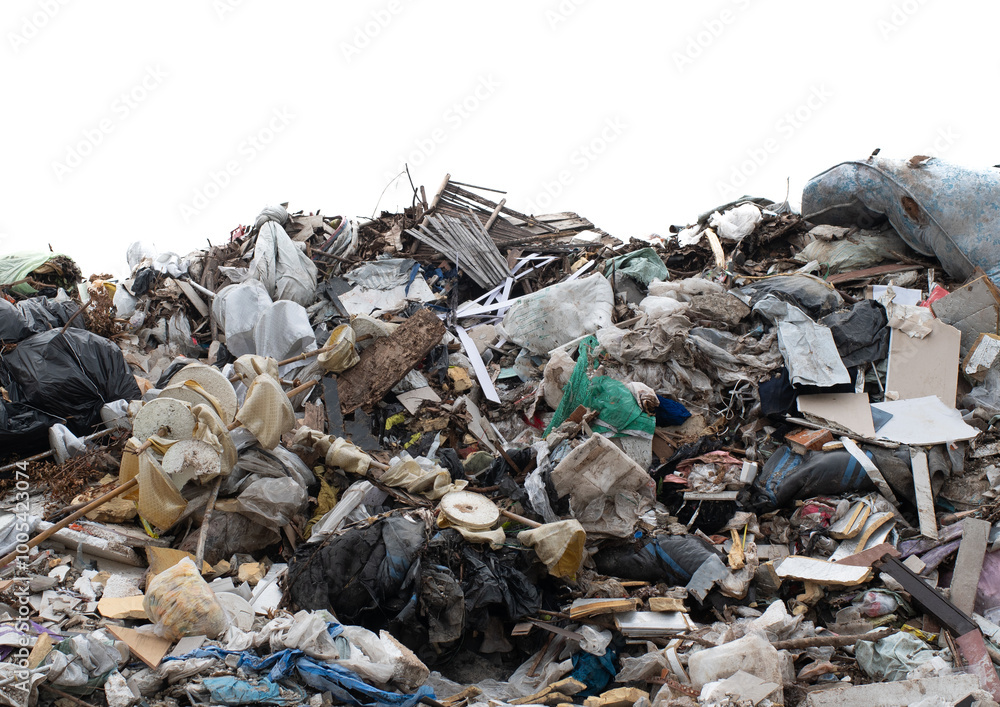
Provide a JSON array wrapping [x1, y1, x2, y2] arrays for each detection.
[[1, 1, 995, 278]]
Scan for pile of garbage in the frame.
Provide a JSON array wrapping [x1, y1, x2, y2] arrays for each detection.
[[5, 156, 1000, 706]]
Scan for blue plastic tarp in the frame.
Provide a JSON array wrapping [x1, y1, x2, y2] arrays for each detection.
[[167, 642, 434, 707]]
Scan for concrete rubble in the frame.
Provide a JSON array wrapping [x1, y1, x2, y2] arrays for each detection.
[[4, 157, 1000, 705]]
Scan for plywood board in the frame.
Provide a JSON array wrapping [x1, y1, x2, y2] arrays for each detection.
[[337, 308, 446, 414], [775, 556, 872, 585], [797, 393, 875, 438], [885, 319, 961, 407]]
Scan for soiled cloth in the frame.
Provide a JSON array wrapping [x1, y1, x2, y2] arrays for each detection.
[[235, 374, 294, 450], [292, 427, 371, 476], [380, 455, 468, 500], [192, 403, 237, 475], [233, 354, 280, 385]]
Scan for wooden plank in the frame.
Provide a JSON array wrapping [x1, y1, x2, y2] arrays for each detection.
[[337, 308, 446, 414], [950, 518, 990, 616], [827, 263, 921, 285], [911, 449, 938, 540], [174, 279, 209, 318], [834, 542, 899, 567]]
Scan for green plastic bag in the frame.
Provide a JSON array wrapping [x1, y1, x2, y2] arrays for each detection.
[[544, 336, 654, 439], [605, 247, 669, 287]]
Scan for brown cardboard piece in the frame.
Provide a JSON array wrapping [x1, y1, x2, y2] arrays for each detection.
[[885, 319, 961, 407], [106, 624, 172, 669], [796, 393, 875, 438], [98, 594, 147, 620]]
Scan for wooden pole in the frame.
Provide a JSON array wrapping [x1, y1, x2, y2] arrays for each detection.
[[0, 477, 138, 569]]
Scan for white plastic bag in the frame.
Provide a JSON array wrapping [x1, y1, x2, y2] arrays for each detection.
[[248, 221, 318, 306], [709, 203, 762, 241], [497, 274, 614, 355]]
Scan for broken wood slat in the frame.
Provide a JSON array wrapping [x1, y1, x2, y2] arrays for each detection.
[[876, 555, 976, 637], [336, 309, 446, 415], [826, 263, 922, 285], [950, 518, 990, 616], [484, 198, 506, 231], [911, 449, 938, 540]]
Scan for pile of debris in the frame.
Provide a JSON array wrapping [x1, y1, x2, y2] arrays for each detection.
[[4, 155, 1000, 707]]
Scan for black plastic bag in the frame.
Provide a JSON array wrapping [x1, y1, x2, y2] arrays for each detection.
[[820, 299, 889, 367], [0, 328, 140, 439], [593, 535, 718, 585], [461, 545, 541, 628], [286, 515, 427, 627], [752, 445, 876, 509], [0, 297, 83, 343], [739, 275, 843, 319]]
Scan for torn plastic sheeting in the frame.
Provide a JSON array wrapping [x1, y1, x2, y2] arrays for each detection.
[[0, 327, 141, 441], [237, 476, 308, 529], [344, 258, 421, 290], [708, 203, 762, 241], [253, 299, 317, 363], [202, 676, 304, 705], [793, 229, 917, 274], [213, 280, 274, 358], [803, 155, 1000, 282], [549, 433, 655, 538], [460, 545, 542, 623], [0, 251, 72, 295], [738, 274, 843, 320], [248, 220, 318, 306], [753, 295, 851, 388], [753, 445, 876, 509], [544, 336, 655, 439], [855, 631, 939, 682], [496, 273, 614, 355], [604, 247, 669, 287], [126, 242, 189, 278], [819, 299, 890, 368]]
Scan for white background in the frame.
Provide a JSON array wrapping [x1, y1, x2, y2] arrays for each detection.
[[0, 0, 991, 278]]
